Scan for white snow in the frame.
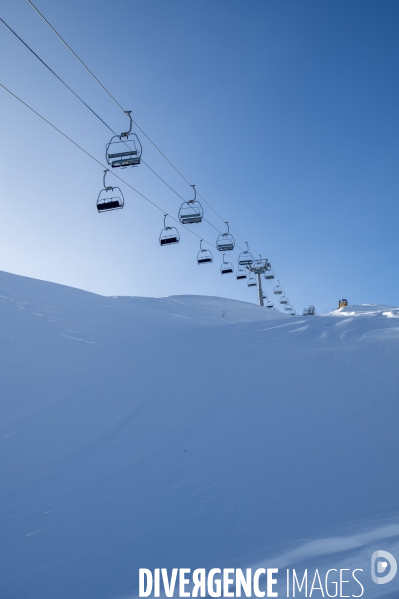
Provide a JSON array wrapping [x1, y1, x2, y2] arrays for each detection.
[[0, 270, 398, 599]]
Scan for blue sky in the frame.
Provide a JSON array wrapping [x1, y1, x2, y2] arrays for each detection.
[[1, 0, 398, 312]]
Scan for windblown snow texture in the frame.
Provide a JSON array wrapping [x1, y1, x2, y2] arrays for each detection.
[[0, 270, 398, 599]]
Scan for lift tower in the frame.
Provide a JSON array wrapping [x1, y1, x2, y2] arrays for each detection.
[[247, 258, 271, 307]]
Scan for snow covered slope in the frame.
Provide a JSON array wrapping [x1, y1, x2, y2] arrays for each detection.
[[0, 270, 398, 599]]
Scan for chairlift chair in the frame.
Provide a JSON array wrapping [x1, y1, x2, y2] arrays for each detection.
[[216, 222, 235, 251], [264, 266, 275, 280], [220, 255, 234, 275], [197, 240, 213, 264], [236, 268, 247, 280], [238, 242, 253, 266], [105, 111, 142, 168], [159, 214, 180, 246], [280, 295, 288, 305], [96, 170, 124, 212], [178, 185, 203, 224], [284, 303, 293, 312], [265, 296, 274, 308], [273, 281, 283, 295], [247, 275, 257, 287]]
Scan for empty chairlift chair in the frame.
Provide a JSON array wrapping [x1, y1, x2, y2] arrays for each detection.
[[238, 242, 253, 266], [216, 222, 235, 252], [273, 280, 283, 295], [96, 169, 124, 213], [178, 185, 203, 224], [197, 240, 213, 264], [236, 268, 247, 280], [284, 301, 293, 312], [280, 295, 288, 305], [265, 296, 274, 308], [105, 111, 142, 168], [247, 274, 257, 287], [264, 265, 275, 280], [159, 214, 180, 246], [220, 255, 234, 275]]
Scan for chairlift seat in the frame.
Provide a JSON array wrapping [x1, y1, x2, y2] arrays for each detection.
[[97, 199, 123, 212], [198, 255, 213, 264], [180, 213, 203, 225], [110, 156, 141, 168], [108, 150, 138, 159], [217, 239, 235, 251], [264, 271, 275, 280], [160, 234, 179, 245]]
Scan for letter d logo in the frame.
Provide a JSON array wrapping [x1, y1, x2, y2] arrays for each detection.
[[371, 550, 397, 585]]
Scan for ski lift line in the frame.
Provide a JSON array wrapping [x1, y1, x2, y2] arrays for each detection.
[[2, 79, 294, 301], [25, 0, 263, 257], [0, 22, 237, 241], [0, 81, 257, 277], [0, 81, 217, 251], [1, 19, 244, 248], [5, 10, 293, 299], [1, 82, 290, 295], [2, 18, 180, 205]]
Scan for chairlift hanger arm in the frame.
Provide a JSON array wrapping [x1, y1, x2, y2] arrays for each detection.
[[121, 110, 133, 137], [103, 169, 112, 190]]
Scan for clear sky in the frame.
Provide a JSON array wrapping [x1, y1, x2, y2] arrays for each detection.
[[1, 0, 398, 313]]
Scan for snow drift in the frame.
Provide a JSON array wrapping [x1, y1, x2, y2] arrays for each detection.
[[0, 270, 398, 599]]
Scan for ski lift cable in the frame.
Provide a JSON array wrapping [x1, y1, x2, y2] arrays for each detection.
[[0, 17, 113, 134], [25, 0, 260, 255], [26, 0, 128, 116], [1, 17, 234, 246], [5, 7, 292, 299]]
